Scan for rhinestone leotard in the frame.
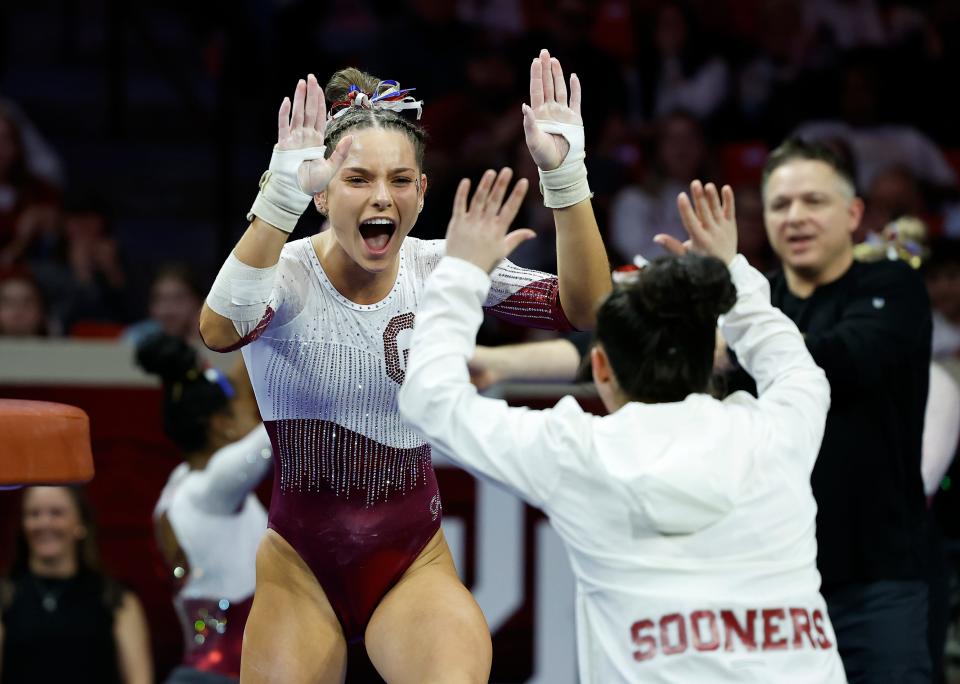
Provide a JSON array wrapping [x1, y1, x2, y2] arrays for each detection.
[[230, 237, 572, 641]]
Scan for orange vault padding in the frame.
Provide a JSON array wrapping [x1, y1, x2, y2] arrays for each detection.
[[0, 399, 95, 485]]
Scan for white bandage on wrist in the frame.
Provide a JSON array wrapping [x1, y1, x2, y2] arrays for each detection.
[[536, 120, 592, 209], [206, 252, 278, 336], [247, 146, 326, 233]]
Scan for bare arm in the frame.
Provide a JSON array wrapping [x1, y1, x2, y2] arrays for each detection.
[[470, 339, 580, 390], [523, 50, 611, 330], [114, 591, 153, 684], [554, 199, 610, 330], [199, 75, 352, 350]]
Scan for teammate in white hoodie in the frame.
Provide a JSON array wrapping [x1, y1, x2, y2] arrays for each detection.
[[399, 177, 847, 683]]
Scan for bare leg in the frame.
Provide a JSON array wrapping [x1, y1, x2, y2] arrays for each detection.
[[241, 530, 348, 684], [364, 529, 491, 684]]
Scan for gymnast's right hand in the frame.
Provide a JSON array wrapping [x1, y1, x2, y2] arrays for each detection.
[[276, 74, 353, 195], [248, 75, 353, 233]]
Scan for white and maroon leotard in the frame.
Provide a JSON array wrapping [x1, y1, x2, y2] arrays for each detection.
[[226, 236, 572, 640]]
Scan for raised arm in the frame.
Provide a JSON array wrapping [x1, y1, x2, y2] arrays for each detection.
[[661, 180, 830, 459], [523, 49, 610, 330], [199, 74, 352, 350], [400, 169, 588, 506], [186, 424, 273, 515]]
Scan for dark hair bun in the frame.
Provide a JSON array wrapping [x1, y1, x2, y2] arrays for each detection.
[[135, 333, 199, 382], [634, 254, 736, 328]]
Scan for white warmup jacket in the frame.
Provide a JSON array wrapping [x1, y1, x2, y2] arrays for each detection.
[[399, 255, 847, 683]]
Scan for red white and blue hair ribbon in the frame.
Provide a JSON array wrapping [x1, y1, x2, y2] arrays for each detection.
[[330, 80, 423, 120]]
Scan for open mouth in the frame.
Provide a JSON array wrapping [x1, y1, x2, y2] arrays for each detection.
[[786, 234, 815, 249], [359, 218, 396, 254]]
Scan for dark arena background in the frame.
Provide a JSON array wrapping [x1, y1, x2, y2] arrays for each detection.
[[2, 1, 960, 682]]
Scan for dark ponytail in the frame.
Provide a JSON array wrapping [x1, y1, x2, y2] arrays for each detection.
[[135, 333, 229, 452]]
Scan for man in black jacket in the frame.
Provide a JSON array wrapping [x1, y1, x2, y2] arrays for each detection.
[[751, 138, 932, 682]]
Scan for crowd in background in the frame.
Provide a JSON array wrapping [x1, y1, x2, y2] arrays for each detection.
[[0, 0, 959, 350]]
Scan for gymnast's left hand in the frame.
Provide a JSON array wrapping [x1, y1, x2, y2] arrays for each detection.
[[523, 49, 582, 171], [445, 168, 535, 273]]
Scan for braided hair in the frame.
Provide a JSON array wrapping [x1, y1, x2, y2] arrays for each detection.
[[323, 67, 427, 171]]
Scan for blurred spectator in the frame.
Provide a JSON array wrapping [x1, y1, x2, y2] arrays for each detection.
[[805, 0, 934, 53], [609, 110, 710, 262], [30, 194, 130, 333], [794, 60, 957, 192], [0, 486, 152, 683], [0, 271, 51, 337], [529, 0, 627, 135], [0, 107, 60, 268], [316, 0, 380, 60], [371, 0, 470, 105], [124, 264, 205, 349], [925, 238, 960, 360], [0, 99, 64, 186], [737, 0, 812, 131], [805, 0, 886, 52], [860, 166, 931, 238], [456, 0, 524, 36], [417, 36, 525, 237], [628, 1, 730, 124]]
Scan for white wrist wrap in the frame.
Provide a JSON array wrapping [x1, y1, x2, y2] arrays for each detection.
[[247, 145, 327, 233], [536, 121, 592, 209], [206, 252, 279, 336]]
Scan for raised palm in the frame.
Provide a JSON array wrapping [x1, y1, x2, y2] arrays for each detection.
[[276, 74, 352, 194], [523, 49, 583, 171], [656, 180, 739, 264]]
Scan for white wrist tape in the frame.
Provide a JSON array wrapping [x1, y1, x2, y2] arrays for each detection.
[[247, 146, 326, 233], [206, 252, 278, 336], [536, 120, 592, 209]]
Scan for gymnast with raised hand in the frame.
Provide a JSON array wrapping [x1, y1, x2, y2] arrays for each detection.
[[399, 179, 847, 682], [198, 49, 609, 683], [136, 333, 270, 684]]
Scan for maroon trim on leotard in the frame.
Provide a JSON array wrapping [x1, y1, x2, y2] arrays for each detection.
[[201, 307, 276, 353], [264, 419, 442, 642], [178, 594, 254, 677], [487, 276, 575, 331]]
